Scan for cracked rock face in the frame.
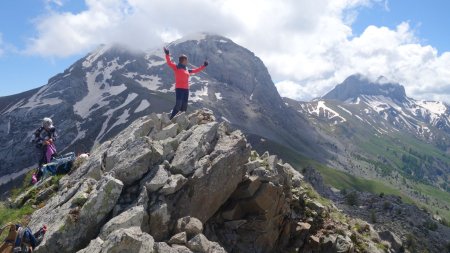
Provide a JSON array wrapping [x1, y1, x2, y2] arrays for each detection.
[[25, 109, 397, 253]]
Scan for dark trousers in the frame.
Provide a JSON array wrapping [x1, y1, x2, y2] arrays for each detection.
[[170, 88, 189, 119], [37, 146, 47, 168]]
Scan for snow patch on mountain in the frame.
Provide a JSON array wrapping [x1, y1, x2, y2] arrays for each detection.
[[337, 105, 352, 115], [74, 62, 127, 117], [215, 92, 223, 100], [22, 97, 63, 110], [306, 101, 346, 124], [82, 46, 110, 68], [135, 75, 162, 91], [95, 93, 138, 143], [110, 108, 130, 130], [102, 58, 132, 81], [67, 122, 87, 148], [190, 76, 209, 102], [362, 95, 403, 113], [416, 100, 447, 115], [221, 116, 230, 123], [135, 99, 150, 113], [147, 59, 165, 69]]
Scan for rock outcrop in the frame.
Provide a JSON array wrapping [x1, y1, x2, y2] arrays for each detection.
[[22, 109, 398, 252]]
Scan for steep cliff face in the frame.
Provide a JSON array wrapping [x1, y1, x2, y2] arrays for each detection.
[[10, 109, 397, 253]]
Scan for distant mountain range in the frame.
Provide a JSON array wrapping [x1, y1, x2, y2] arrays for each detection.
[[285, 74, 450, 221]]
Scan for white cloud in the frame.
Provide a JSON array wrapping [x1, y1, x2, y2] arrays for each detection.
[[25, 0, 450, 102]]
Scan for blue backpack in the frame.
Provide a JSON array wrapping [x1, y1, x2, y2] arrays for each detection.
[[41, 152, 76, 177]]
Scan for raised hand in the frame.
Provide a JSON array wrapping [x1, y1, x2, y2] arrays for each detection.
[[204, 60, 209, 67], [164, 47, 170, 55]]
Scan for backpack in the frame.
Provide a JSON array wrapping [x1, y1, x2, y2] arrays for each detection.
[[40, 152, 76, 178], [13, 227, 32, 253], [0, 224, 47, 253]]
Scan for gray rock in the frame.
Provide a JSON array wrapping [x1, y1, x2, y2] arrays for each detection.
[[378, 231, 402, 252], [148, 201, 171, 241], [186, 234, 211, 253], [307, 200, 326, 214], [31, 175, 123, 253], [168, 232, 187, 245], [176, 216, 204, 238], [283, 163, 303, 188], [230, 175, 261, 199], [208, 241, 227, 253], [154, 242, 178, 253], [334, 235, 353, 253], [172, 244, 194, 253], [171, 122, 219, 175], [100, 205, 148, 239], [104, 137, 163, 186], [160, 174, 188, 195], [144, 165, 170, 192], [266, 155, 278, 171], [168, 126, 250, 223], [78, 227, 154, 253], [152, 123, 179, 141], [172, 112, 190, 131], [160, 137, 179, 161]]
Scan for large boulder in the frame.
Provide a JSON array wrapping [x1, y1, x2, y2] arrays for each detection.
[[30, 175, 123, 253], [205, 154, 292, 253], [165, 124, 251, 224], [78, 227, 154, 253], [103, 136, 163, 186], [99, 205, 148, 239], [171, 122, 220, 176]]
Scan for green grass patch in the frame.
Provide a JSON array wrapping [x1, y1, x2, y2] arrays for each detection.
[[413, 183, 450, 221], [309, 161, 415, 204], [0, 203, 34, 227]]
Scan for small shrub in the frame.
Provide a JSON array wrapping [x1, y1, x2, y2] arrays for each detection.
[[383, 201, 392, 211], [370, 210, 377, 223], [441, 218, 450, 227], [423, 220, 438, 231], [405, 233, 418, 252], [345, 191, 359, 206]]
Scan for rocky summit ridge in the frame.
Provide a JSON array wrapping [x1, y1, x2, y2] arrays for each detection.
[[14, 109, 400, 253]]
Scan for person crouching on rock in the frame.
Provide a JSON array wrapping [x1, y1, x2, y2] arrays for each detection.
[[32, 117, 57, 179], [164, 47, 208, 119]]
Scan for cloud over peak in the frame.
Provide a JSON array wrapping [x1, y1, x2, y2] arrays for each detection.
[[23, 0, 450, 102]]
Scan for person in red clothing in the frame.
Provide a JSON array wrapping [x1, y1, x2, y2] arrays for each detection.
[[164, 47, 208, 119]]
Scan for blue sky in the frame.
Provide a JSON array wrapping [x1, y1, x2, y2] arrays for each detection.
[[0, 0, 85, 96], [1, 0, 450, 101], [352, 1, 450, 52]]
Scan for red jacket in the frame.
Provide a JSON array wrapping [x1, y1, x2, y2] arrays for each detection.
[[165, 54, 206, 89]]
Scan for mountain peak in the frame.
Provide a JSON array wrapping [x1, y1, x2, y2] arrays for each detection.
[[323, 74, 407, 102], [169, 32, 232, 46]]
